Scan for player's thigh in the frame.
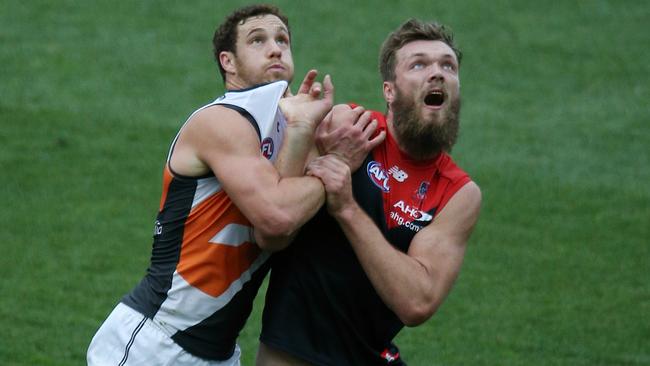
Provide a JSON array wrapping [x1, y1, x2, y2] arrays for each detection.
[[88, 303, 242, 366], [87, 303, 177, 365]]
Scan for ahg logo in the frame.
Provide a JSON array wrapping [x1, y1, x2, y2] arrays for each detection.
[[393, 200, 433, 222]]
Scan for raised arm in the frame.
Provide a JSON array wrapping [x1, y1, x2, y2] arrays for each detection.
[[178, 106, 325, 251], [307, 156, 481, 326], [277, 77, 386, 178], [315, 104, 386, 171], [169, 72, 335, 252], [273, 70, 331, 178]]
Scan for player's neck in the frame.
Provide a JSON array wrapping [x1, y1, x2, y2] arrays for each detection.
[[224, 77, 249, 91]]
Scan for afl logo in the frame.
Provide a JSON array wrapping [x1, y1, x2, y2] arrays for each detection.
[[367, 161, 390, 192], [261, 137, 274, 159]]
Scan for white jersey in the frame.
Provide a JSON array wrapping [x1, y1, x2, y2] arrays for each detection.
[[115, 80, 289, 361], [169, 80, 288, 163]]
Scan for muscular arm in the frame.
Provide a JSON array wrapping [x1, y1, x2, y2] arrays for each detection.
[[273, 71, 325, 178], [277, 103, 385, 177], [273, 121, 317, 177], [259, 104, 385, 248], [172, 71, 357, 252], [252, 120, 323, 249], [316, 104, 386, 171], [171, 106, 324, 252], [307, 156, 481, 326]]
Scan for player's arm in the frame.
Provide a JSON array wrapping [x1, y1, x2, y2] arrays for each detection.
[[172, 105, 325, 252], [273, 70, 324, 178], [307, 156, 481, 326], [258, 107, 383, 249], [276, 75, 385, 178], [284, 105, 380, 177], [315, 104, 386, 172]]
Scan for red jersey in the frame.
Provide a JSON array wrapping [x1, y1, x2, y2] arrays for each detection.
[[261, 109, 471, 365]]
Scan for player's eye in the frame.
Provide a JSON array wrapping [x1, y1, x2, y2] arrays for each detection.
[[276, 36, 289, 46], [411, 62, 425, 70], [250, 36, 265, 45], [442, 61, 457, 72]]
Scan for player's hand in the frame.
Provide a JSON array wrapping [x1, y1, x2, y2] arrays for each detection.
[[306, 154, 354, 215], [279, 70, 333, 131], [316, 104, 386, 171]]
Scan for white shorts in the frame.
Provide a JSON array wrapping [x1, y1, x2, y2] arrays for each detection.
[[87, 303, 241, 366]]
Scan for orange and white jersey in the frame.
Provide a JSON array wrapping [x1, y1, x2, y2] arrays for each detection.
[[122, 81, 288, 361]]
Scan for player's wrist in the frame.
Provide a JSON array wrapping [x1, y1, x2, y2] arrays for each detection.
[[286, 119, 317, 133], [331, 200, 359, 223], [323, 152, 351, 168]]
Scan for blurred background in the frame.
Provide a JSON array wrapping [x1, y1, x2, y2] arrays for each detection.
[[1, 0, 648, 365]]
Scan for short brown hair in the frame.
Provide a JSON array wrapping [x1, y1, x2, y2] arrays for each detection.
[[212, 4, 290, 82], [379, 19, 461, 82]]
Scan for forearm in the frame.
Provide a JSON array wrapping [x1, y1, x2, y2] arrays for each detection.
[[254, 175, 325, 251], [275, 123, 317, 177], [255, 124, 325, 251], [334, 204, 436, 325]]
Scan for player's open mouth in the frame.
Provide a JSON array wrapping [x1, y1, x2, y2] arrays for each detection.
[[424, 90, 444, 107]]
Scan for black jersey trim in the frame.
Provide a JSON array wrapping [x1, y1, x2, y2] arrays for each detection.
[[219, 103, 261, 141], [121, 176, 196, 317], [166, 102, 261, 180], [166, 162, 214, 180]]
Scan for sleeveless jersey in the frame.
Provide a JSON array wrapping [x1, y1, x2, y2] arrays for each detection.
[[122, 81, 288, 361], [260, 110, 471, 366]]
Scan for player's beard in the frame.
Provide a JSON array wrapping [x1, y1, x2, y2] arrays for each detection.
[[391, 86, 461, 160]]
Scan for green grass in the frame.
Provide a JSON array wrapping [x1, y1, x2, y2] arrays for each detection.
[[2, 0, 649, 365]]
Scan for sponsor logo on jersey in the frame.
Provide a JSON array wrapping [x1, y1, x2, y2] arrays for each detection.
[[153, 220, 163, 236], [388, 165, 408, 182], [393, 200, 433, 222], [261, 137, 274, 159], [415, 181, 429, 200], [380, 348, 400, 363], [367, 161, 390, 192], [414, 211, 433, 222]]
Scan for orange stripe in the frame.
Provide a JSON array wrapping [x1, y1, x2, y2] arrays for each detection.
[[177, 191, 260, 297], [159, 166, 173, 211]]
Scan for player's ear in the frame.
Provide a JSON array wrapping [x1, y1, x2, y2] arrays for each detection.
[[383, 81, 395, 104], [219, 51, 237, 75]]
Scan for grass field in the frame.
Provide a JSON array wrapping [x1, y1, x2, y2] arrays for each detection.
[[1, 0, 649, 365]]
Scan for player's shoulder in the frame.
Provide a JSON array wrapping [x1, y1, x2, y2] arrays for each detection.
[[193, 103, 241, 121], [453, 180, 482, 224], [459, 180, 481, 204], [187, 104, 250, 133], [431, 180, 481, 229], [174, 105, 259, 153]]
